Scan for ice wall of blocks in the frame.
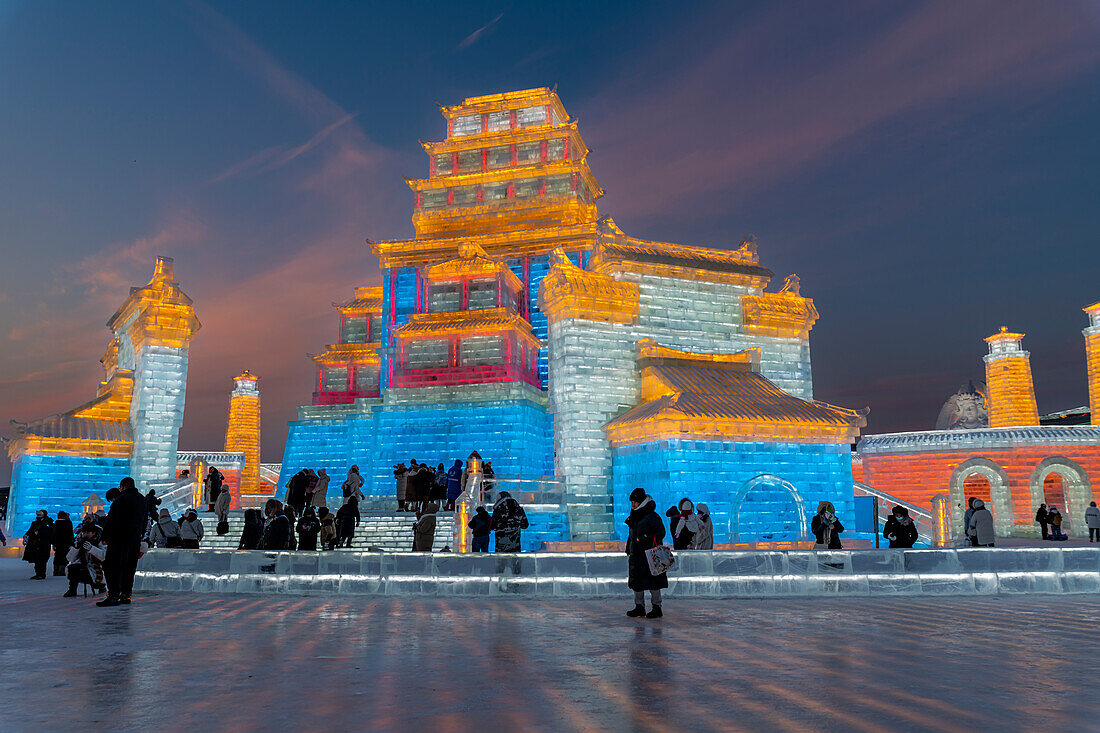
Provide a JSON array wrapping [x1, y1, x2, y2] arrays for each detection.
[[129, 344, 190, 490], [611, 440, 854, 543], [8, 454, 131, 533], [549, 274, 817, 538], [279, 383, 555, 506]]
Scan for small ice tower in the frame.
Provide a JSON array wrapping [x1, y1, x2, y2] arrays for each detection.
[[983, 327, 1039, 428], [1084, 302, 1100, 426], [225, 370, 261, 496]]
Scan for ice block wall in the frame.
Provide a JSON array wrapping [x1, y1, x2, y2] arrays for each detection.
[[129, 344, 191, 490], [611, 440, 854, 543], [7, 455, 131, 536]]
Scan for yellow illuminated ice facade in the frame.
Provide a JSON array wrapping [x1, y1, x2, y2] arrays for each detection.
[[983, 327, 1040, 428], [5, 257, 199, 535], [1085, 302, 1100, 426], [312, 286, 383, 405], [225, 371, 261, 499]]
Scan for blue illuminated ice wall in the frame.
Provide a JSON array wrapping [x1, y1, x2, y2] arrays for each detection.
[[610, 439, 855, 543], [8, 454, 131, 535]]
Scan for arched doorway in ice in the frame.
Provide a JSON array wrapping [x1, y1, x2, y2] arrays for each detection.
[[726, 474, 809, 543]]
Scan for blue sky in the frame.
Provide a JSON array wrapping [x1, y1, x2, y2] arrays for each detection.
[[2, 0, 1100, 483]]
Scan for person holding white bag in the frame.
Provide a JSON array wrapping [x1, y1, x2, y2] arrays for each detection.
[[624, 488, 668, 619]]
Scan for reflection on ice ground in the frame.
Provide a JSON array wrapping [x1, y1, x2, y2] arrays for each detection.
[[1, 559, 1097, 732]]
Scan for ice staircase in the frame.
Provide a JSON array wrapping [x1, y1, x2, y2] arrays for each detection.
[[195, 510, 455, 552]]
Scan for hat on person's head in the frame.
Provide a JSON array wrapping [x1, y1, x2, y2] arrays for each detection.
[[159, 508, 171, 519], [629, 488, 646, 503]]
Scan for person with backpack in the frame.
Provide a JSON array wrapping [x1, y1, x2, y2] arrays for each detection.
[[297, 506, 321, 551], [149, 508, 183, 548], [342, 465, 365, 508], [214, 485, 231, 535], [318, 507, 337, 550], [490, 491, 529, 553], [179, 508, 205, 549], [1047, 506, 1067, 541], [204, 466, 224, 513], [624, 488, 667, 619], [52, 511, 74, 576], [335, 496, 360, 548]]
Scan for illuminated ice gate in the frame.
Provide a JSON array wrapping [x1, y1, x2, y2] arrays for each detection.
[[278, 88, 865, 545]]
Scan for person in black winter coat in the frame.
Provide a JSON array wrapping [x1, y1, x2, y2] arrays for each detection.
[[145, 490, 161, 523], [469, 506, 492, 552], [283, 506, 298, 551], [52, 511, 75, 576], [335, 496, 360, 548], [811, 501, 844, 549], [625, 488, 668, 618], [883, 506, 918, 548], [260, 499, 292, 551], [238, 509, 264, 550], [98, 477, 148, 606], [297, 507, 321, 551], [285, 470, 309, 517], [23, 511, 54, 580]]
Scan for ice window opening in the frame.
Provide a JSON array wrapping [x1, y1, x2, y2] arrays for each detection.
[[321, 366, 348, 392], [406, 339, 451, 369], [354, 366, 380, 392], [487, 111, 511, 132], [460, 335, 503, 366], [341, 316, 367, 344], [487, 146, 511, 169], [428, 282, 461, 312], [516, 106, 547, 128], [434, 153, 453, 175], [453, 115, 481, 136], [467, 278, 498, 310]]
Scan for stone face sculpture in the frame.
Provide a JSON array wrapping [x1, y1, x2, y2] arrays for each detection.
[[935, 381, 989, 431]]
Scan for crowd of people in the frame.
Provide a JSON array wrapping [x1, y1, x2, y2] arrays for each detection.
[[22, 477, 148, 605]]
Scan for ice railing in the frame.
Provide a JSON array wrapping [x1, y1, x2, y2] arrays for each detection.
[[483, 477, 564, 507], [156, 477, 198, 516], [853, 481, 934, 545]]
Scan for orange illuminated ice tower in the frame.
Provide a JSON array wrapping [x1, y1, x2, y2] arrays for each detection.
[[1085, 302, 1100, 425], [983, 327, 1039, 427], [224, 371, 261, 495]]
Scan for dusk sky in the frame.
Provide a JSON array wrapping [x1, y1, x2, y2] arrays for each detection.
[[2, 0, 1100, 485]]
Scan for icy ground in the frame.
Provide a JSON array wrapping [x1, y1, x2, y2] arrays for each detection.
[[0, 558, 1096, 732]]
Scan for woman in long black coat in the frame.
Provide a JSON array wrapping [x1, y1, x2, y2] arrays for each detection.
[[625, 488, 667, 618], [24, 511, 54, 580]]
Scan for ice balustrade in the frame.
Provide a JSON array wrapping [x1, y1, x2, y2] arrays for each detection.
[[853, 481, 934, 544]]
